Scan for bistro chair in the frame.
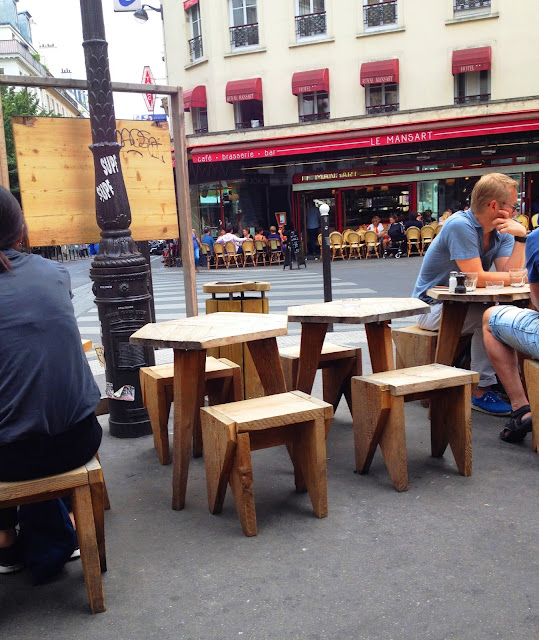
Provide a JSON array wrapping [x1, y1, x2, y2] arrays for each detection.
[[254, 239, 267, 266], [347, 231, 362, 260], [242, 239, 256, 267], [342, 228, 353, 257], [420, 225, 435, 255], [200, 242, 213, 270], [269, 238, 283, 265], [317, 233, 322, 259], [329, 231, 345, 260], [363, 230, 380, 258], [516, 214, 529, 231], [531, 213, 539, 230], [434, 224, 443, 237], [405, 226, 422, 257], [225, 241, 240, 268], [213, 242, 227, 268]]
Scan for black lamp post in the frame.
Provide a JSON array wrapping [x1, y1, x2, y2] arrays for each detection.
[[80, 0, 154, 438]]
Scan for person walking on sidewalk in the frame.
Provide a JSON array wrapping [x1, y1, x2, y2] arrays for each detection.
[[412, 173, 527, 416]]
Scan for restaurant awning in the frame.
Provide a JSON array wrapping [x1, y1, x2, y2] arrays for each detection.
[[183, 0, 199, 10], [226, 78, 263, 103], [452, 46, 491, 74], [291, 68, 329, 95], [360, 59, 399, 86], [183, 85, 206, 111]]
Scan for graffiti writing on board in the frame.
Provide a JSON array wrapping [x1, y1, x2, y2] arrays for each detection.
[[117, 127, 165, 163]]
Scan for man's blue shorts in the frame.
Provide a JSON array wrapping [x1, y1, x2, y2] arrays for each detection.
[[489, 305, 539, 360]]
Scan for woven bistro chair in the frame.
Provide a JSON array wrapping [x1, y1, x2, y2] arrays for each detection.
[[341, 229, 353, 258], [317, 233, 322, 259], [420, 225, 435, 255], [213, 242, 227, 268], [531, 213, 539, 230], [329, 231, 345, 260], [254, 239, 267, 266], [363, 230, 381, 258], [516, 214, 529, 231], [225, 241, 240, 268], [268, 238, 283, 265], [347, 231, 362, 260], [405, 226, 422, 257], [200, 242, 213, 269], [242, 239, 256, 267]]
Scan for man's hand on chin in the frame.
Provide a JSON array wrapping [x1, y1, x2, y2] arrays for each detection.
[[493, 217, 527, 238]]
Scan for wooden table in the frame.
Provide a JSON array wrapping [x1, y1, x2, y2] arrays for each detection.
[[287, 298, 430, 394], [130, 312, 288, 510], [427, 286, 531, 366]]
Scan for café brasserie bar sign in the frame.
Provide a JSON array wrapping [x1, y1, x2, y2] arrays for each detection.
[[190, 116, 539, 163]]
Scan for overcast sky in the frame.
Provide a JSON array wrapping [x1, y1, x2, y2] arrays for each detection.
[[20, 0, 167, 118]]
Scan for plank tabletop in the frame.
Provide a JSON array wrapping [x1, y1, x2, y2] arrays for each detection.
[[202, 281, 271, 294], [427, 285, 530, 303], [287, 298, 430, 324], [129, 312, 288, 349]]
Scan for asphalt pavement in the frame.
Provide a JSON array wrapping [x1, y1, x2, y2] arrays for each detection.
[[1, 253, 537, 639]]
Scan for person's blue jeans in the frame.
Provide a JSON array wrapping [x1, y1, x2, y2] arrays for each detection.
[[489, 305, 539, 360], [194, 246, 200, 267]]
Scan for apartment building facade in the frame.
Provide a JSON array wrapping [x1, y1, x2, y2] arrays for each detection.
[[0, 0, 86, 117], [162, 0, 539, 239]]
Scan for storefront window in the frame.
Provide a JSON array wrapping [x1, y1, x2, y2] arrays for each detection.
[[342, 184, 410, 228], [418, 181, 438, 218]]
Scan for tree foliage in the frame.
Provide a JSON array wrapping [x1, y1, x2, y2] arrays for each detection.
[[1, 86, 49, 197]]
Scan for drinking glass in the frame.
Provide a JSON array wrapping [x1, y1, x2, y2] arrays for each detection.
[[463, 272, 478, 292], [485, 280, 505, 290], [509, 268, 527, 288]]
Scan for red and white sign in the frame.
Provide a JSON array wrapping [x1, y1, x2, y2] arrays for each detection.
[[191, 116, 539, 163], [142, 66, 155, 113], [184, 0, 199, 10]]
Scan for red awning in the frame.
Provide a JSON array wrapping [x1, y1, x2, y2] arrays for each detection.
[[452, 46, 491, 74], [183, 86, 206, 111], [226, 78, 263, 103], [291, 68, 329, 95], [183, 0, 199, 10], [360, 59, 399, 86]]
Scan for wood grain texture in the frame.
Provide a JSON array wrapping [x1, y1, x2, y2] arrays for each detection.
[[296, 322, 328, 394], [246, 337, 287, 396], [0, 465, 88, 503], [201, 411, 237, 514], [296, 418, 328, 518], [428, 286, 530, 303], [523, 359, 539, 453], [202, 281, 270, 293], [13, 117, 177, 246], [130, 312, 288, 350], [392, 325, 438, 369], [435, 302, 469, 366], [355, 364, 479, 397], [288, 298, 430, 324], [365, 321, 395, 373], [229, 432, 257, 537]]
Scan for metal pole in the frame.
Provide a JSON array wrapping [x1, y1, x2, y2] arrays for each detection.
[[80, 0, 154, 438], [319, 204, 332, 302]]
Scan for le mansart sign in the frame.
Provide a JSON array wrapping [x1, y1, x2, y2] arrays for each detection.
[[190, 117, 539, 164]]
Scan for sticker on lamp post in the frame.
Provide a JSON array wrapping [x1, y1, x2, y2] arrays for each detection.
[[113, 0, 142, 11]]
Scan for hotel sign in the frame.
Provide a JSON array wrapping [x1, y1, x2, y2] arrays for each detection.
[[191, 117, 539, 163]]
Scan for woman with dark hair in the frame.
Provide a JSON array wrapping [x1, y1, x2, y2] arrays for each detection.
[[0, 186, 101, 581]]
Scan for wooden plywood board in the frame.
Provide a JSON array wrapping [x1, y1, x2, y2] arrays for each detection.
[[12, 116, 178, 246]]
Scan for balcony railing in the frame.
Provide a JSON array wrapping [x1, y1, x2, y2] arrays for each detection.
[[454, 0, 491, 10], [235, 119, 264, 129], [295, 12, 327, 39], [194, 127, 209, 134], [0, 40, 80, 112], [299, 112, 330, 123], [364, 1, 397, 28], [230, 23, 259, 48], [366, 103, 399, 115], [454, 93, 491, 105], [189, 35, 203, 62]]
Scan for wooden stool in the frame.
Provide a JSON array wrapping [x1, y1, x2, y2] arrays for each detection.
[[352, 364, 478, 491], [280, 343, 362, 412], [201, 391, 333, 536], [523, 359, 539, 453], [140, 357, 243, 465], [0, 457, 106, 614], [392, 325, 438, 369]]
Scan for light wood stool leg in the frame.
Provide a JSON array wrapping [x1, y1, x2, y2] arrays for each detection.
[[72, 485, 106, 614], [296, 418, 328, 518], [431, 385, 472, 476], [228, 432, 257, 536], [378, 396, 408, 492], [201, 413, 237, 514], [141, 372, 172, 465], [281, 356, 299, 392], [353, 379, 391, 474], [523, 359, 539, 453]]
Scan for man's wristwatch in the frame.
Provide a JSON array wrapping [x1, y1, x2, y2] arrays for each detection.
[[514, 235, 527, 243]]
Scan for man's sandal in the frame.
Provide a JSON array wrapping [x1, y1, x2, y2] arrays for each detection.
[[499, 405, 533, 443]]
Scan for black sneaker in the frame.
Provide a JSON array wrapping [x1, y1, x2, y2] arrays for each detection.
[[0, 537, 24, 574]]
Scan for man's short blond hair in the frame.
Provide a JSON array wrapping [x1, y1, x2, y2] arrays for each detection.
[[470, 173, 519, 213]]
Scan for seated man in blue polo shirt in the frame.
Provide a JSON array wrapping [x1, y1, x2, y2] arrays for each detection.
[[413, 173, 527, 416], [482, 228, 539, 443]]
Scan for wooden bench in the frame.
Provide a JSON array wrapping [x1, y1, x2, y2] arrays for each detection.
[[0, 457, 106, 614], [523, 359, 539, 453], [279, 343, 362, 412], [139, 357, 243, 465], [201, 391, 333, 536], [352, 364, 479, 492]]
